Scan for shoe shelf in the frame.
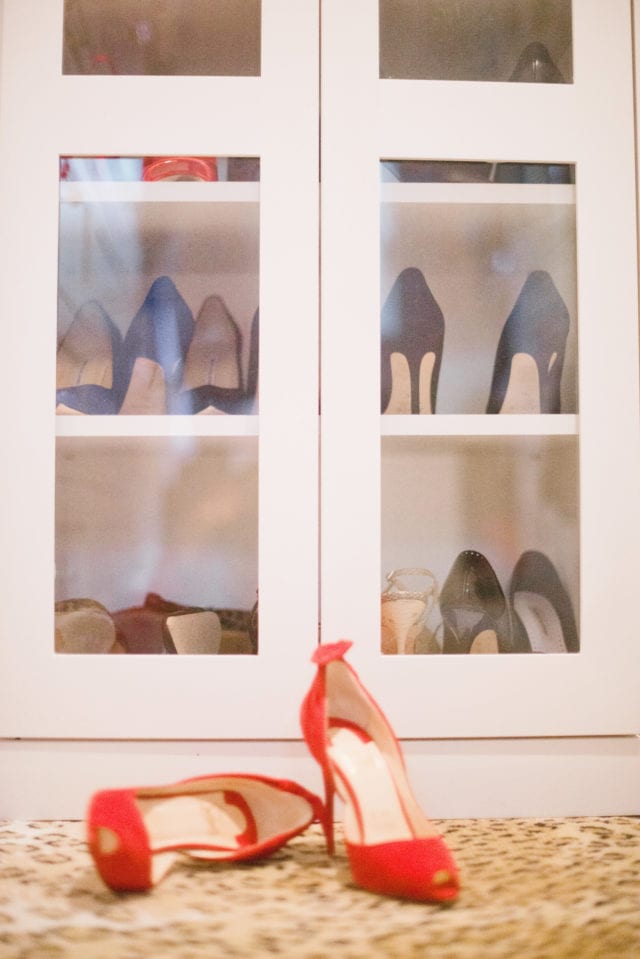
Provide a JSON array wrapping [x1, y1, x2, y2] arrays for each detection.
[[55, 414, 259, 438], [60, 180, 260, 205], [381, 182, 575, 206], [380, 414, 578, 436]]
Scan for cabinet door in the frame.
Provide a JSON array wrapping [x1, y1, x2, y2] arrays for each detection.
[[321, 0, 640, 737], [0, 0, 319, 738]]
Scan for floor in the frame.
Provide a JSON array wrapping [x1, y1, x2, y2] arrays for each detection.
[[1, 816, 639, 958]]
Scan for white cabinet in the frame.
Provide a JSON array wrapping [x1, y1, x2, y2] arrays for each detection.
[[1, 0, 639, 817]]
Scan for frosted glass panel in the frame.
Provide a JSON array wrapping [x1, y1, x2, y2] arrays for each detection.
[[55, 157, 260, 655], [380, 161, 577, 415], [56, 156, 259, 417], [379, 0, 572, 82], [63, 0, 261, 76], [380, 436, 579, 655], [55, 437, 259, 654], [380, 160, 580, 658]]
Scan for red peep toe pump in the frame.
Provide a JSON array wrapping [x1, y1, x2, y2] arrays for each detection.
[[87, 773, 324, 891], [300, 640, 459, 903]]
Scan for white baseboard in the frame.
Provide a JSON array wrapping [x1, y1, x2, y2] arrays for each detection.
[[1, 736, 638, 820]]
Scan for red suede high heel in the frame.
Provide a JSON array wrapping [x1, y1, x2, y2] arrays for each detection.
[[87, 774, 324, 891], [300, 640, 459, 902]]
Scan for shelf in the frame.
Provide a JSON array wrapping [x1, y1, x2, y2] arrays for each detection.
[[60, 181, 260, 204], [55, 415, 259, 438], [381, 414, 578, 436], [381, 182, 575, 205]]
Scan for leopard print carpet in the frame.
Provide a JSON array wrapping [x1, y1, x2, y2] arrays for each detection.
[[0, 817, 638, 958]]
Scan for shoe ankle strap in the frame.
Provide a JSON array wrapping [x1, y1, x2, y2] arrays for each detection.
[[382, 568, 439, 604]]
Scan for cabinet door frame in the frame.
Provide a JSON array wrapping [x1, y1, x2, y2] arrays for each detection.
[[0, 0, 320, 739], [320, 0, 640, 739]]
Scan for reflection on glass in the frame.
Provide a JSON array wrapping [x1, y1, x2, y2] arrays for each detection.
[[63, 0, 261, 76], [55, 437, 259, 654], [379, 0, 572, 82], [380, 435, 580, 654], [56, 156, 260, 416], [380, 160, 577, 414]]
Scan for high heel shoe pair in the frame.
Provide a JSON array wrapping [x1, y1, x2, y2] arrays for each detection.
[[88, 642, 460, 902], [439, 549, 578, 654], [381, 267, 570, 415], [56, 277, 258, 416]]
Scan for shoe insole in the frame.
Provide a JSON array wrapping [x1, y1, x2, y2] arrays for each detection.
[[141, 794, 249, 856], [469, 630, 499, 654], [446, 608, 498, 653], [327, 726, 414, 846], [513, 591, 567, 652], [55, 403, 85, 416], [384, 352, 435, 414], [57, 317, 113, 389], [120, 357, 166, 415], [166, 611, 221, 655], [500, 353, 540, 413], [182, 297, 241, 390], [419, 353, 436, 415], [500, 352, 541, 414], [380, 598, 426, 655]]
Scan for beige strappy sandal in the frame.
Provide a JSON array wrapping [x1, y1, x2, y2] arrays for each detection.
[[381, 567, 439, 654]]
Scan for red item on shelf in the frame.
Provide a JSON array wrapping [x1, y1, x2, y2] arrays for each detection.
[[142, 156, 218, 181]]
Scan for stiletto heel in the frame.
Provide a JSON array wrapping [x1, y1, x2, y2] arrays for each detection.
[[440, 550, 531, 654], [87, 773, 324, 891], [300, 640, 459, 902], [381, 567, 438, 654], [320, 766, 336, 855], [381, 268, 444, 415], [486, 270, 570, 414]]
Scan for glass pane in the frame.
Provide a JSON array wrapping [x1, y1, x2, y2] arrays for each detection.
[[380, 158, 580, 657], [57, 156, 259, 416], [63, 0, 261, 76], [380, 161, 577, 415], [379, 0, 572, 83], [55, 437, 259, 654], [55, 156, 260, 655], [381, 435, 580, 654]]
